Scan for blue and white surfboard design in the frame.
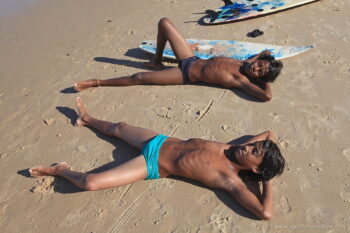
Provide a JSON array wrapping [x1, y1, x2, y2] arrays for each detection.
[[203, 0, 319, 24], [139, 39, 312, 60]]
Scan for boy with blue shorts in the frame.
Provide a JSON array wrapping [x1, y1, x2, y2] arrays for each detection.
[[30, 97, 285, 220]]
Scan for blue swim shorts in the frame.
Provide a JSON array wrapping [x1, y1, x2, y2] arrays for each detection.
[[141, 134, 169, 180], [178, 56, 200, 84]]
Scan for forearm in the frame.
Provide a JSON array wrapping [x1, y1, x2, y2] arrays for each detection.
[[260, 83, 272, 101], [266, 130, 276, 142], [261, 181, 273, 219], [245, 50, 270, 63], [245, 54, 260, 63]]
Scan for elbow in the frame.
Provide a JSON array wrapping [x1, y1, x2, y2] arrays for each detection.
[[260, 211, 272, 220], [262, 94, 272, 102]]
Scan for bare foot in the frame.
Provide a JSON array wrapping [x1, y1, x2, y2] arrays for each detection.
[[143, 59, 165, 70], [29, 162, 69, 177], [74, 79, 100, 92], [75, 97, 89, 127]]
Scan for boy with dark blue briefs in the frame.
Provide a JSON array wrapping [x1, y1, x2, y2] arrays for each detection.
[[30, 97, 285, 220], [74, 18, 283, 101]]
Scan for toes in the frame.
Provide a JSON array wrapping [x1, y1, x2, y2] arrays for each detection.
[[76, 97, 83, 107], [75, 117, 85, 127], [29, 168, 39, 177]]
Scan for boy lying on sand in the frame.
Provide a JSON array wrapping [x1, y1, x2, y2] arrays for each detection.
[[74, 18, 283, 101], [30, 97, 285, 220]]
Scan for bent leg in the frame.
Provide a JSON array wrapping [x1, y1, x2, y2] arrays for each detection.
[[29, 156, 147, 191], [76, 97, 161, 149], [145, 18, 194, 68]]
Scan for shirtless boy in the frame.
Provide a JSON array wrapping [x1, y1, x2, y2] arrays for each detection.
[[30, 97, 286, 220], [74, 18, 283, 101]]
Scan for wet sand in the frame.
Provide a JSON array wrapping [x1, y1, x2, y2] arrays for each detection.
[[0, 0, 349, 232]]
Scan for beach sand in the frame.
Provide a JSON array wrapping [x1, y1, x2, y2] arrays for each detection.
[[0, 0, 349, 232]]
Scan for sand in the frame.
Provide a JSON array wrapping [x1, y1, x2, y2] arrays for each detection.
[[0, 0, 349, 232]]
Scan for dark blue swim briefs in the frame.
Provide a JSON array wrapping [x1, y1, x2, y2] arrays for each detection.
[[178, 56, 200, 84]]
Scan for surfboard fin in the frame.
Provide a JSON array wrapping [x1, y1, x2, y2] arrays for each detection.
[[222, 0, 233, 6], [205, 10, 220, 22]]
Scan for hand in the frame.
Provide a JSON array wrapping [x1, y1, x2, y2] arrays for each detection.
[[261, 50, 271, 56]]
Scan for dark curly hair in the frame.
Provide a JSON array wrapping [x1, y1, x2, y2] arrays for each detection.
[[258, 140, 285, 181], [240, 140, 285, 182], [258, 54, 283, 83]]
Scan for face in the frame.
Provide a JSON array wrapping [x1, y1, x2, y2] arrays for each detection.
[[245, 60, 270, 79], [233, 141, 265, 172]]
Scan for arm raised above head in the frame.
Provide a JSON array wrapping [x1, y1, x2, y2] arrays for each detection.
[[237, 81, 272, 101], [223, 178, 274, 220], [245, 50, 272, 63], [242, 130, 276, 145]]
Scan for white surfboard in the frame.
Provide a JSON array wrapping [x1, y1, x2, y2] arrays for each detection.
[[139, 39, 313, 60]]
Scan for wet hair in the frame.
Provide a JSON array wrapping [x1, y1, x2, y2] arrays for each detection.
[[240, 140, 285, 182], [257, 54, 283, 83]]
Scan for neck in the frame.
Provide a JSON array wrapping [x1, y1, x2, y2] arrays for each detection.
[[239, 61, 249, 76], [224, 146, 246, 172]]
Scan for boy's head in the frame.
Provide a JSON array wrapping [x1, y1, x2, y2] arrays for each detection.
[[257, 140, 285, 181], [234, 140, 285, 182], [245, 55, 283, 83]]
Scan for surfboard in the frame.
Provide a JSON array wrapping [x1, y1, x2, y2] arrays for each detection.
[[139, 39, 312, 60], [203, 0, 319, 24]]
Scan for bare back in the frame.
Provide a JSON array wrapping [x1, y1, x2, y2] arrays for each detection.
[[157, 138, 238, 189]]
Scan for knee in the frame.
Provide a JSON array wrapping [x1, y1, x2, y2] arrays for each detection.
[[158, 17, 171, 28], [130, 73, 144, 84], [106, 121, 128, 136]]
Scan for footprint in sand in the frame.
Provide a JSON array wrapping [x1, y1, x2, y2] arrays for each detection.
[[44, 118, 55, 126], [305, 206, 326, 223], [208, 213, 230, 232], [61, 209, 87, 227], [279, 195, 292, 213], [77, 145, 87, 153], [279, 140, 289, 149], [300, 176, 320, 193], [342, 148, 350, 162], [128, 29, 135, 36], [269, 112, 281, 122], [221, 125, 231, 131], [340, 184, 350, 202]]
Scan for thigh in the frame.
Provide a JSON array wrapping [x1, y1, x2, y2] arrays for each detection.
[[162, 19, 194, 60], [140, 68, 184, 85], [88, 155, 147, 190], [112, 122, 160, 150]]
